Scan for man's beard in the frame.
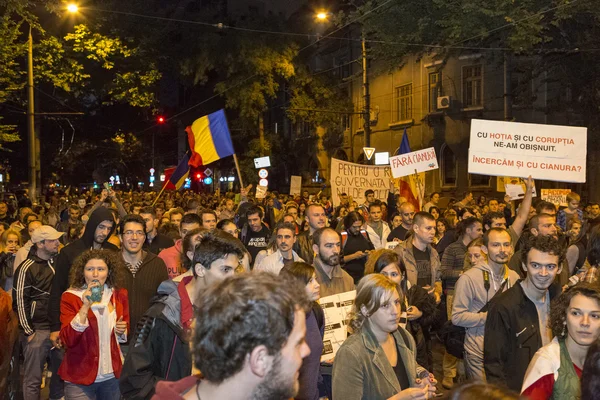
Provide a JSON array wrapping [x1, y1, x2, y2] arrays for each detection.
[[251, 354, 298, 400], [319, 252, 339, 267]]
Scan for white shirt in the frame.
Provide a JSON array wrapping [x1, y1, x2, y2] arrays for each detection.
[[254, 249, 304, 275]]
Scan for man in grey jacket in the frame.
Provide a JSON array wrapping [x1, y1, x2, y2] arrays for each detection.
[[451, 228, 520, 381]]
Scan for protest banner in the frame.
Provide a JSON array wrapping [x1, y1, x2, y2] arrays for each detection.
[[290, 175, 302, 196], [468, 119, 587, 183], [255, 185, 267, 199], [541, 189, 571, 207], [319, 290, 356, 362], [330, 158, 393, 206], [389, 147, 439, 178]]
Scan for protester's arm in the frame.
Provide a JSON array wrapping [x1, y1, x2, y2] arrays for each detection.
[[451, 275, 487, 328], [510, 176, 534, 237], [108, 189, 127, 218], [565, 245, 579, 276], [12, 265, 35, 336], [87, 190, 108, 217], [59, 294, 88, 348], [483, 302, 511, 386], [440, 246, 462, 280]]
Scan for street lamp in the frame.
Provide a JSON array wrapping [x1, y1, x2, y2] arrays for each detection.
[[67, 4, 79, 13], [316, 12, 328, 21]]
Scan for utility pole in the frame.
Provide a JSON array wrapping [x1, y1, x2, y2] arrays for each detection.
[[362, 34, 371, 148], [27, 26, 37, 199], [503, 52, 512, 121]]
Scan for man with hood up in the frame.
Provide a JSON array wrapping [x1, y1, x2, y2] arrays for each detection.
[[119, 230, 245, 400], [48, 207, 118, 348]]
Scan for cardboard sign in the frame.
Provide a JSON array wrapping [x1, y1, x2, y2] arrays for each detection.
[[330, 158, 393, 206], [290, 175, 302, 196], [541, 189, 571, 207], [255, 185, 267, 199], [389, 147, 439, 178], [319, 290, 356, 362], [468, 119, 587, 183]]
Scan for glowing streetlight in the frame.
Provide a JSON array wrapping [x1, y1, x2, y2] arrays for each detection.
[[316, 11, 328, 21], [66, 3, 79, 13]]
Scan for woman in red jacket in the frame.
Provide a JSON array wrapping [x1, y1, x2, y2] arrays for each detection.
[[59, 249, 129, 400]]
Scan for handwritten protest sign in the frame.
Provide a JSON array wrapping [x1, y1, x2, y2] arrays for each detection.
[[290, 175, 301, 196], [330, 158, 393, 206], [319, 290, 356, 362], [541, 189, 571, 207], [389, 147, 439, 178], [255, 185, 267, 199], [468, 119, 587, 183]]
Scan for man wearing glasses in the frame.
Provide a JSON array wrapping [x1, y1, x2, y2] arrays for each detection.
[[120, 214, 168, 344]]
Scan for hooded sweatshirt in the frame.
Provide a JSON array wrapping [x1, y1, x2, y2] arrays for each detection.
[[49, 207, 118, 332], [451, 262, 519, 358]]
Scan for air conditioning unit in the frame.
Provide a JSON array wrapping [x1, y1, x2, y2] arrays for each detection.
[[437, 96, 451, 110]]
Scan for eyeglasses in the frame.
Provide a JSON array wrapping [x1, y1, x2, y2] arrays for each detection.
[[123, 230, 145, 237]]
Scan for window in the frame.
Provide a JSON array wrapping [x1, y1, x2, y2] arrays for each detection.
[[462, 65, 483, 108], [395, 84, 412, 121], [429, 72, 442, 112], [440, 144, 457, 187], [469, 173, 491, 187]]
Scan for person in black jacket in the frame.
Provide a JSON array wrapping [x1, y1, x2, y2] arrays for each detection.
[[48, 207, 118, 348], [140, 206, 174, 255], [484, 235, 564, 392], [12, 226, 64, 400], [119, 230, 245, 399]]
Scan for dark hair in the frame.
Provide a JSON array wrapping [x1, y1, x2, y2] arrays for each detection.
[[482, 228, 510, 247], [429, 206, 441, 216], [436, 218, 450, 235], [535, 200, 557, 215], [200, 208, 217, 221], [413, 211, 435, 226], [457, 217, 482, 237], [69, 203, 80, 212], [192, 230, 245, 274], [312, 227, 340, 247], [458, 207, 475, 219], [158, 222, 180, 241], [488, 198, 499, 206], [528, 213, 555, 230], [182, 228, 208, 272], [372, 249, 406, 277], [216, 218, 235, 231], [364, 189, 374, 197], [430, 192, 440, 200], [119, 214, 146, 235], [279, 261, 315, 285], [368, 200, 382, 212], [66, 223, 84, 244], [550, 283, 600, 339], [343, 211, 365, 230], [181, 213, 202, 226], [483, 211, 506, 229], [139, 206, 156, 218], [23, 213, 39, 224], [520, 234, 565, 268], [193, 272, 310, 383], [185, 199, 199, 212], [582, 338, 600, 399], [274, 221, 297, 236], [445, 382, 523, 400], [588, 225, 600, 266], [246, 205, 263, 220], [68, 249, 125, 290]]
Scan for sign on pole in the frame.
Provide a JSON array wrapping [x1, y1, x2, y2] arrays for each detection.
[[468, 119, 587, 183], [363, 147, 375, 160], [330, 158, 393, 206], [389, 147, 439, 178], [290, 175, 302, 196]]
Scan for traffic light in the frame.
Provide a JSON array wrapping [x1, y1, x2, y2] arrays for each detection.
[[195, 172, 202, 181], [157, 116, 165, 124]]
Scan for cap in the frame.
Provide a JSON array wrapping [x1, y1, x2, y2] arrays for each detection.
[[31, 226, 64, 244]]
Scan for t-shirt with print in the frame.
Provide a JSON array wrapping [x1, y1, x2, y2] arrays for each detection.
[[413, 244, 431, 288], [244, 226, 271, 266]]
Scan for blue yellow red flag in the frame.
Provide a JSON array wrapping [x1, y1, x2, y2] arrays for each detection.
[[186, 109, 235, 167], [169, 153, 190, 190]]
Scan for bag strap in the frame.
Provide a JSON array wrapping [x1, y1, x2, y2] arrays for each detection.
[[477, 271, 508, 313]]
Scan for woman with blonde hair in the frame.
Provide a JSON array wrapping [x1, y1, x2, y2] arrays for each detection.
[[332, 274, 436, 400], [0, 229, 21, 292]]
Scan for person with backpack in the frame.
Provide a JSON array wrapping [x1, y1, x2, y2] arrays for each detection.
[[280, 262, 324, 400], [451, 228, 520, 382], [341, 211, 375, 284]]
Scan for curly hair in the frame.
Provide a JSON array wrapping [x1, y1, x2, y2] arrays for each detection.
[[68, 249, 125, 290], [582, 338, 600, 399], [520, 234, 565, 269], [550, 282, 600, 339], [348, 274, 399, 333], [446, 382, 523, 400], [193, 272, 310, 384]]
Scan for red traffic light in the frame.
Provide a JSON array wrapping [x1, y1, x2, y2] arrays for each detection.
[[157, 116, 165, 124], [196, 173, 202, 180]]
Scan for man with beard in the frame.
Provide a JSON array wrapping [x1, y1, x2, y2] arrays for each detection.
[[12, 226, 64, 400], [200, 209, 217, 230], [151, 272, 311, 400], [312, 227, 355, 297], [241, 205, 271, 267], [119, 214, 168, 344], [293, 204, 327, 264], [120, 230, 245, 399], [341, 212, 374, 284], [387, 202, 415, 242], [255, 222, 303, 275], [484, 235, 564, 392], [451, 228, 520, 384]]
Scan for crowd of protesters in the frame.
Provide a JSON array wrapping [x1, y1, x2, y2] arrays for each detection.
[[1, 181, 600, 400]]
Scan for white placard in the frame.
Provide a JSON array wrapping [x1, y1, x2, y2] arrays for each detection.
[[319, 290, 356, 362], [469, 119, 587, 183], [290, 175, 302, 196], [389, 147, 439, 179], [541, 189, 571, 207], [330, 158, 394, 207]]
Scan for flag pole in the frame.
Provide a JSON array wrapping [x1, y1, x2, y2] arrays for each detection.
[[152, 178, 169, 206], [232, 153, 245, 189]]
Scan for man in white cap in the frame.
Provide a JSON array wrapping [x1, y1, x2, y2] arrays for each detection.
[[12, 225, 64, 400]]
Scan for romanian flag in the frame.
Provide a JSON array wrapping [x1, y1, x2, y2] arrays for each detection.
[[186, 109, 235, 168], [395, 128, 424, 210], [168, 153, 190, 190]]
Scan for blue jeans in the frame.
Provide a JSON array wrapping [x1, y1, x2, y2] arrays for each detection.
[[64, 377, 120, 400]]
